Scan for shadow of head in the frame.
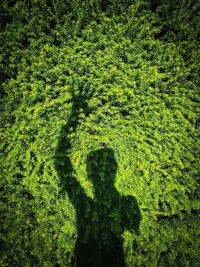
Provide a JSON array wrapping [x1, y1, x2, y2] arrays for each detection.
[[86, 148, 118, 194]]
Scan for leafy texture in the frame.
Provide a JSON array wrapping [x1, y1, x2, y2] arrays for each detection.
[[0, 0, 199, 266]]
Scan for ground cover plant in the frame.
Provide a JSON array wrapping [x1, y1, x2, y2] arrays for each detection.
[[0, 0, 200, 266]]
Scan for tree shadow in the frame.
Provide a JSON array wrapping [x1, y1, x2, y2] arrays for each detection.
[[54, 86, 142, 266]]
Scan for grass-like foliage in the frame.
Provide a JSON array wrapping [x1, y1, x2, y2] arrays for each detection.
[[0, 0, 199, 266]]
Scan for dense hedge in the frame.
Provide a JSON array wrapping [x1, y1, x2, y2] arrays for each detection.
[[0, 0, 199, 266]]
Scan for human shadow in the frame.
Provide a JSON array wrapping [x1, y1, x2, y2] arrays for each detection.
[[54, 86, 142, 267], [74, 148, 142, 267]]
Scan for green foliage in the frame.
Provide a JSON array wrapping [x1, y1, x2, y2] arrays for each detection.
[[0, 0, 199, 266]]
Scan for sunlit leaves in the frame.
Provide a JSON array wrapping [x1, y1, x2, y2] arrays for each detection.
[[0, 0, 199, 266]]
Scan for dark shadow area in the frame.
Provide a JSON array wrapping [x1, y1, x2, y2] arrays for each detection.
[[73, 148, 141, 267], [54, 87, 141, 267]]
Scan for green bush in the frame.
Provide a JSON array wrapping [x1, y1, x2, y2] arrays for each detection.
[[0, 0, 199, 266]]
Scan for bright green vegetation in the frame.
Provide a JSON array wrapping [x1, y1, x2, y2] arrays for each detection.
[[0, 0, 200, 266]]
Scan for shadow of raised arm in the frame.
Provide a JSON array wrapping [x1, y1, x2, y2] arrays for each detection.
[[54, 79, 95, 197]]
